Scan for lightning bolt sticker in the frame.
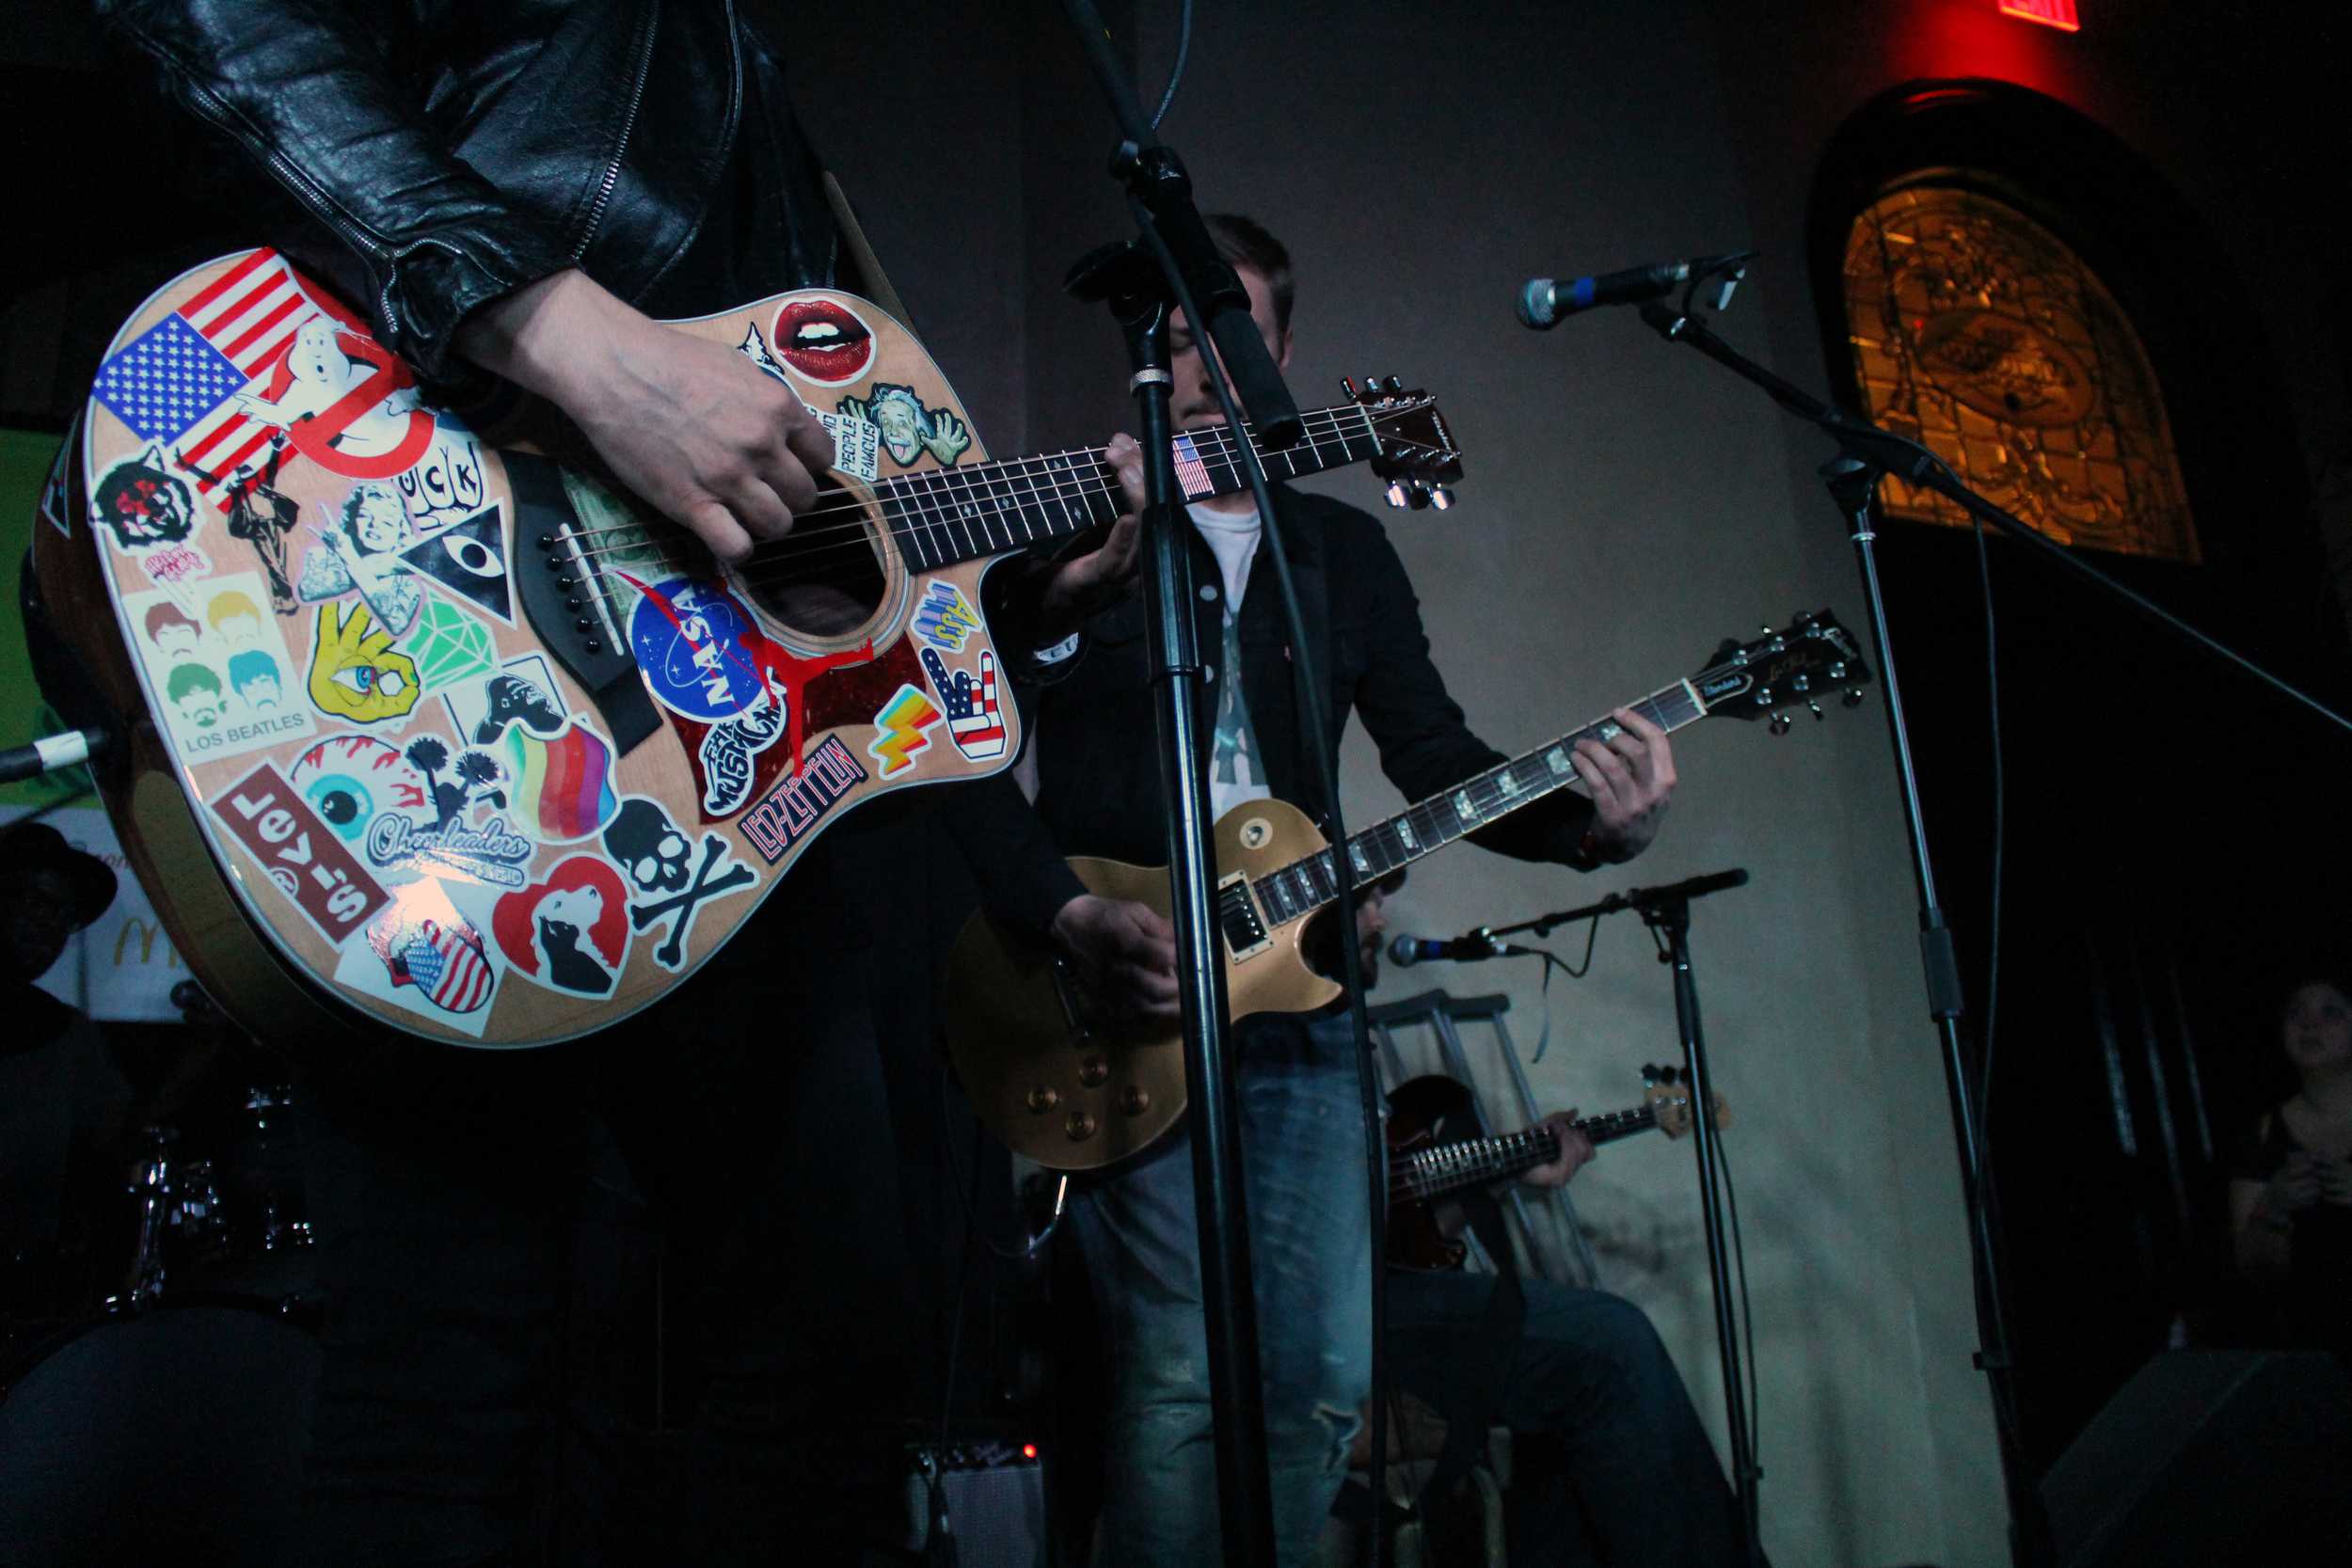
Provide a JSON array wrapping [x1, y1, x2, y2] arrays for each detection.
[[866, 683, 943, 777]]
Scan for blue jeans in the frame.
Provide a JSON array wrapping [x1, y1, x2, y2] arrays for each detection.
[[1385, 1271, 1745, 1567], [1073, 1013, 1375, 1567]]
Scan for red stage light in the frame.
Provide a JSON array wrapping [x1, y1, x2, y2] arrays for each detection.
[[1997, 0, 2080, 31], [1022, 1443, 1039, 1460]]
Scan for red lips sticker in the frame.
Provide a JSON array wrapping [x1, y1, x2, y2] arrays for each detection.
[[770, 298, 876, 386]]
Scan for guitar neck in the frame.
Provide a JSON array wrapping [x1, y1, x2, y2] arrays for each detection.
[[1253, 679, 1712, 929], [867, 405, 1386, 574], [1391, 1106, 1660, 1203]]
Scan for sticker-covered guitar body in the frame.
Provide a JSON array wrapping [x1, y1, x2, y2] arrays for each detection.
[[39, 250, 1462, 1051]]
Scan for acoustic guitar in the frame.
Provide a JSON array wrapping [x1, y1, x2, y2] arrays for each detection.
[[1384, 1070, 1726, 1271], [940, 611, 1867, 1170], [32, 248, 1460, 1049]]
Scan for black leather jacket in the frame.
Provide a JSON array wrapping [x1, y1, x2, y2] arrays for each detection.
[[97, 0, 842, 378]]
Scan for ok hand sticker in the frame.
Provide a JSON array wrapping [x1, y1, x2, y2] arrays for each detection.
[[309, 601, 421, 723]]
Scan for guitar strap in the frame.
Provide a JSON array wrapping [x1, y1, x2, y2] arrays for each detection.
[[823, 173, 916, 333]]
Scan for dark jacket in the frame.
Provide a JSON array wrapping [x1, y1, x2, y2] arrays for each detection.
[[962, 486, 1598, 942], [96, 0, 842, 377]]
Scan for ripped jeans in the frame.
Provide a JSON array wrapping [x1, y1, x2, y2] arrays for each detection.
[[1073, 1013, 1375, 1567]]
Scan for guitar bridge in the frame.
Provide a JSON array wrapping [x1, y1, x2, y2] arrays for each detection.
[[1217, 872, 1272, 961]]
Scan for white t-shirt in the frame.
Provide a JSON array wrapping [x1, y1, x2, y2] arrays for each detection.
[[1188, 502, 1272, 820]]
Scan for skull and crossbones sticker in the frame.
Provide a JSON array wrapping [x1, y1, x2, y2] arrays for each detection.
[[601, 798, 757, 970]]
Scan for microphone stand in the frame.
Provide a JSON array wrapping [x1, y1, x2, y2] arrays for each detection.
[[1631, 295, 2352, 1565], [1053, 8, 1318, 1563], [1500, 867, 1762, 1561]]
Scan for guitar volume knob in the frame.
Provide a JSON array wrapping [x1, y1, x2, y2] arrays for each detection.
[[1065, 1111, 1098, 1141], [1118, 1086, 1152, 1117], [1077, 1057, 1109, 1087], [1025, 1086, 1060, 1114]]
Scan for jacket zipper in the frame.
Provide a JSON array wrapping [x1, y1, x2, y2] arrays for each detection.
[[175, 73, 403, 325], [572, 0, 661, 263]]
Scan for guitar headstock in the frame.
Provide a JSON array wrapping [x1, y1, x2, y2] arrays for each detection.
[[1641, 1066, 1732, 1139], [1348, 375, 1462, 512], [1691, 610, 1873, 735]]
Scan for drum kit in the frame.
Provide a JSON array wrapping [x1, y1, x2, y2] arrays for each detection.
[[0, 989, 323, 1567]]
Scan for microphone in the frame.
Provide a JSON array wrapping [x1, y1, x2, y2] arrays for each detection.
[[1388, 931, 1536, 967], [1516, 253, 1740, 329]]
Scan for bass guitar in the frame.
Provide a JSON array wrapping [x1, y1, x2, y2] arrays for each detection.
[[941, 611, 1866, 1170], [1384, 1070, 1726, 1271], [33, 248, 1460, 1049]]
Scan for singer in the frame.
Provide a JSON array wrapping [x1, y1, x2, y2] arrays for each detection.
[[955, 214, 1683, 1567]]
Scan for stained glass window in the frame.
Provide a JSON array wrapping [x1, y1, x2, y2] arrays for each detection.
[[1843, 183, 2198, 562]]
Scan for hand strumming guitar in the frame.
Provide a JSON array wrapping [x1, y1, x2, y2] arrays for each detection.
[[460, 270, 1152, 578], [1049, 893, 1181, 1034]]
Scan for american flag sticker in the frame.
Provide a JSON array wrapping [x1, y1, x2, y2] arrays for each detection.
[[919, 646, 1009, 762], [90, 250, 334, 515], [1170, 433, 1216, 500], [334, 882, 502, 1038]]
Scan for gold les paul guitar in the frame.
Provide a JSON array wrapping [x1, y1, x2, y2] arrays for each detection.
[[35, 247, 1460, 1051], [942, 612, 1867, 1170]]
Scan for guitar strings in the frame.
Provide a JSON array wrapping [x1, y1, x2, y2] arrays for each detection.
[[551, 407, 1388, 574], [553, 410, 1381, 572]]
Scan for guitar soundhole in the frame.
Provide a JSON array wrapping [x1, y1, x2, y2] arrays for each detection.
[[738, 496, 890, 638]]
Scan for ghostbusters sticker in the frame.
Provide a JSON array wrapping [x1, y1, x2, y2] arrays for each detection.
[[122, 571, 315, 762]]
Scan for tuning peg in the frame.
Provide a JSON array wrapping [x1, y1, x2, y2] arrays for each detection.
[[1382, 374, 1403, 393], [1842, 688, 1866, 708], [1808, 701, 1824, 721], [1407, 483, 1433, 510], [1641, 1063, 1661, 1085], [1363, 372, 1382, 397], [1384, 480, 1410, 509], [1828, 662, 1848, 681], [1768, 712, 1791, 736], [1341, 375, 1359, 399], [1427, 486, 1454, 511], [1794, 610, 1816, 626]]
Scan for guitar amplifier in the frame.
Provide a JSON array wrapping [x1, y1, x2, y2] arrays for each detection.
[[887, 1439, 1045, 1568]]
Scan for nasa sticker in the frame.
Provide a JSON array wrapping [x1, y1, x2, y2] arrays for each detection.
[[626, 576, 774, 723]]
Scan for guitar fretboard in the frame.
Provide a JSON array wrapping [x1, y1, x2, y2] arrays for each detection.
[[858, 405, 1390, 574], [1248, 682, 1707, 931], [1391, 1105, 1661, 1201]]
